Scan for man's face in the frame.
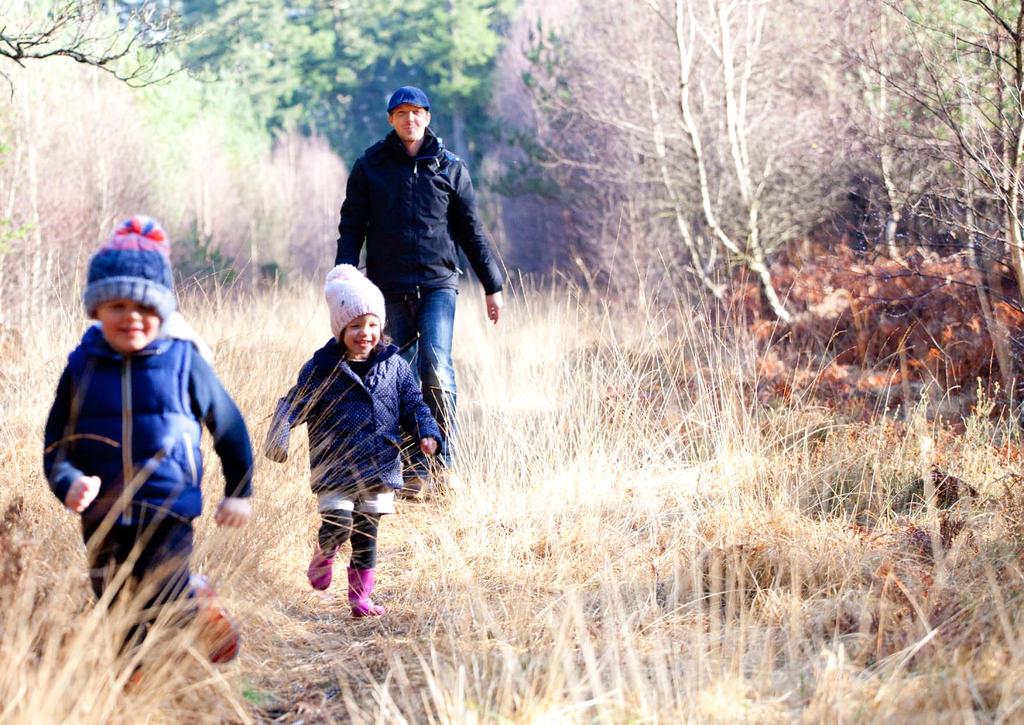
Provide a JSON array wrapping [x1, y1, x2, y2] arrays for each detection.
[[388, 103, 431, 144]]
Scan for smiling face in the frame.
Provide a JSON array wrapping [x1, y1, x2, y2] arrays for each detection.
[[387, 103, 431, 146], [93, 298, 162, 355], [342, 314, 381, 360]]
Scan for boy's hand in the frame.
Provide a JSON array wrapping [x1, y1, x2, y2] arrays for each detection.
[[419, 437, 438, 456], [215, 497, 251, 528], [65, 475, 100, 513]]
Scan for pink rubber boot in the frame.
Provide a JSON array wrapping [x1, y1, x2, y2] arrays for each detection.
[[347, 567, 387, 617], [307, 545, 339, 591]]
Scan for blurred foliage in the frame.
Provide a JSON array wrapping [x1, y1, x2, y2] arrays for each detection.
[[174, 218, 240, 285], [171, 0, 514, 164], [134, 56, 270, 218]]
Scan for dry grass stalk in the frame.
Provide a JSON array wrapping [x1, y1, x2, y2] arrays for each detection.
[[1, 280, 1023, 721]]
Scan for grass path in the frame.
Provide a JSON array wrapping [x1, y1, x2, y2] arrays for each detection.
[[3, 282, 1024, 722]]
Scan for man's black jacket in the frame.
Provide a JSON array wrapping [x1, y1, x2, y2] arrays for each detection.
[[335, 128, 504, 296]]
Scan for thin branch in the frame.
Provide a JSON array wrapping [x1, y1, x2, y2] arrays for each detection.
[[0, 2, 184, 86]]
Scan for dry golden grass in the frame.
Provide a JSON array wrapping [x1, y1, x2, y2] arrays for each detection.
[[3, 278, 1024, 723]]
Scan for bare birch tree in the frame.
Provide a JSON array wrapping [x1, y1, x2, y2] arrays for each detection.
[[652, 0, 796, 320], [521, 0, 834, 319], [881, 2, 1024, 291]]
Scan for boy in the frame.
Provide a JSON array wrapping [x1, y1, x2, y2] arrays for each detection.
[[43, 216, 253, 662]]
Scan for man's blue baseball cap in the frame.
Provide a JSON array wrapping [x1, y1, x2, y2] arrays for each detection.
[[387, 86, 431, 113]]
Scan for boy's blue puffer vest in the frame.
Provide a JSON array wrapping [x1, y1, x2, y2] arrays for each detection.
[[66, 326, 203, 527]]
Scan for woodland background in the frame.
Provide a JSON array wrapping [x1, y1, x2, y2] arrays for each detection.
[[5, 1, 1024, 722], [4, 0, 1024, 412]]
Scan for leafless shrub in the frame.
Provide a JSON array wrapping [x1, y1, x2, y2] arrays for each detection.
[[517, 0, 842, 316], [0, 63, 150, 329], [264, 130, 347, 277]]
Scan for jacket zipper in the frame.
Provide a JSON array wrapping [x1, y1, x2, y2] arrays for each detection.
[[121, 357, 134, 524], [412, 158, 421, 277]]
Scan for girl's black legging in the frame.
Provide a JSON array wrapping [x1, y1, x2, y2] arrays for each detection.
[[318, 509, 380, 570]]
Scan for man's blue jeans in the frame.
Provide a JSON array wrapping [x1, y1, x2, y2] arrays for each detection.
[[384, 288, 458, 475]]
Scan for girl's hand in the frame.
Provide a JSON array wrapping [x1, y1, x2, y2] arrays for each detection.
[[65, 475, 100, 513], [215, 497, 251, 528], [419, 437, 438, 456]]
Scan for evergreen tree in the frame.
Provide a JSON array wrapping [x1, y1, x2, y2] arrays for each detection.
[[174, 0, 513, 166], [331, 0, 512, 163], [176, 0, 341, 133]]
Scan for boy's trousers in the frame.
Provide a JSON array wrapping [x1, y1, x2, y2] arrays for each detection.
[[82, 515, 194, 649]]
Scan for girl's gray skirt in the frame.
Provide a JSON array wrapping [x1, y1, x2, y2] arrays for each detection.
[[317, 482, 395, 515]]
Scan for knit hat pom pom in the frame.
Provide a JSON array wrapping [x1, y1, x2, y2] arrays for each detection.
[[83, 214, 176, 321], [325, 264, 363, 287], [107, 214, 170, 256]]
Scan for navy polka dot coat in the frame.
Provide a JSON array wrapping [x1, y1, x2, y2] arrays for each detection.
[[266, 340, 441, 492]]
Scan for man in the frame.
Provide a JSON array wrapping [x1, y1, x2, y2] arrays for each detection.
[[335, 85, 504, 494]]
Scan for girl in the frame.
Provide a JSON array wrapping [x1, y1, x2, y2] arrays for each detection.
[[265, 264, 441, 617]]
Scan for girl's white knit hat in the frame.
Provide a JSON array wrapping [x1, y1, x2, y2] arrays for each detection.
[[324, 264, 386, 339]]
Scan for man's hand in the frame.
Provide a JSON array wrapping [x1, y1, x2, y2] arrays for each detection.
[[485, 292, 503, 325], [420, 437, 439, 456], [215, 497, 252, 528], [65, 475, 100, 513]]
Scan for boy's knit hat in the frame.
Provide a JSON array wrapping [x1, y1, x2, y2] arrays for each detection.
[[325, 264, 386, 339], [83, 215, 176, 322]]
